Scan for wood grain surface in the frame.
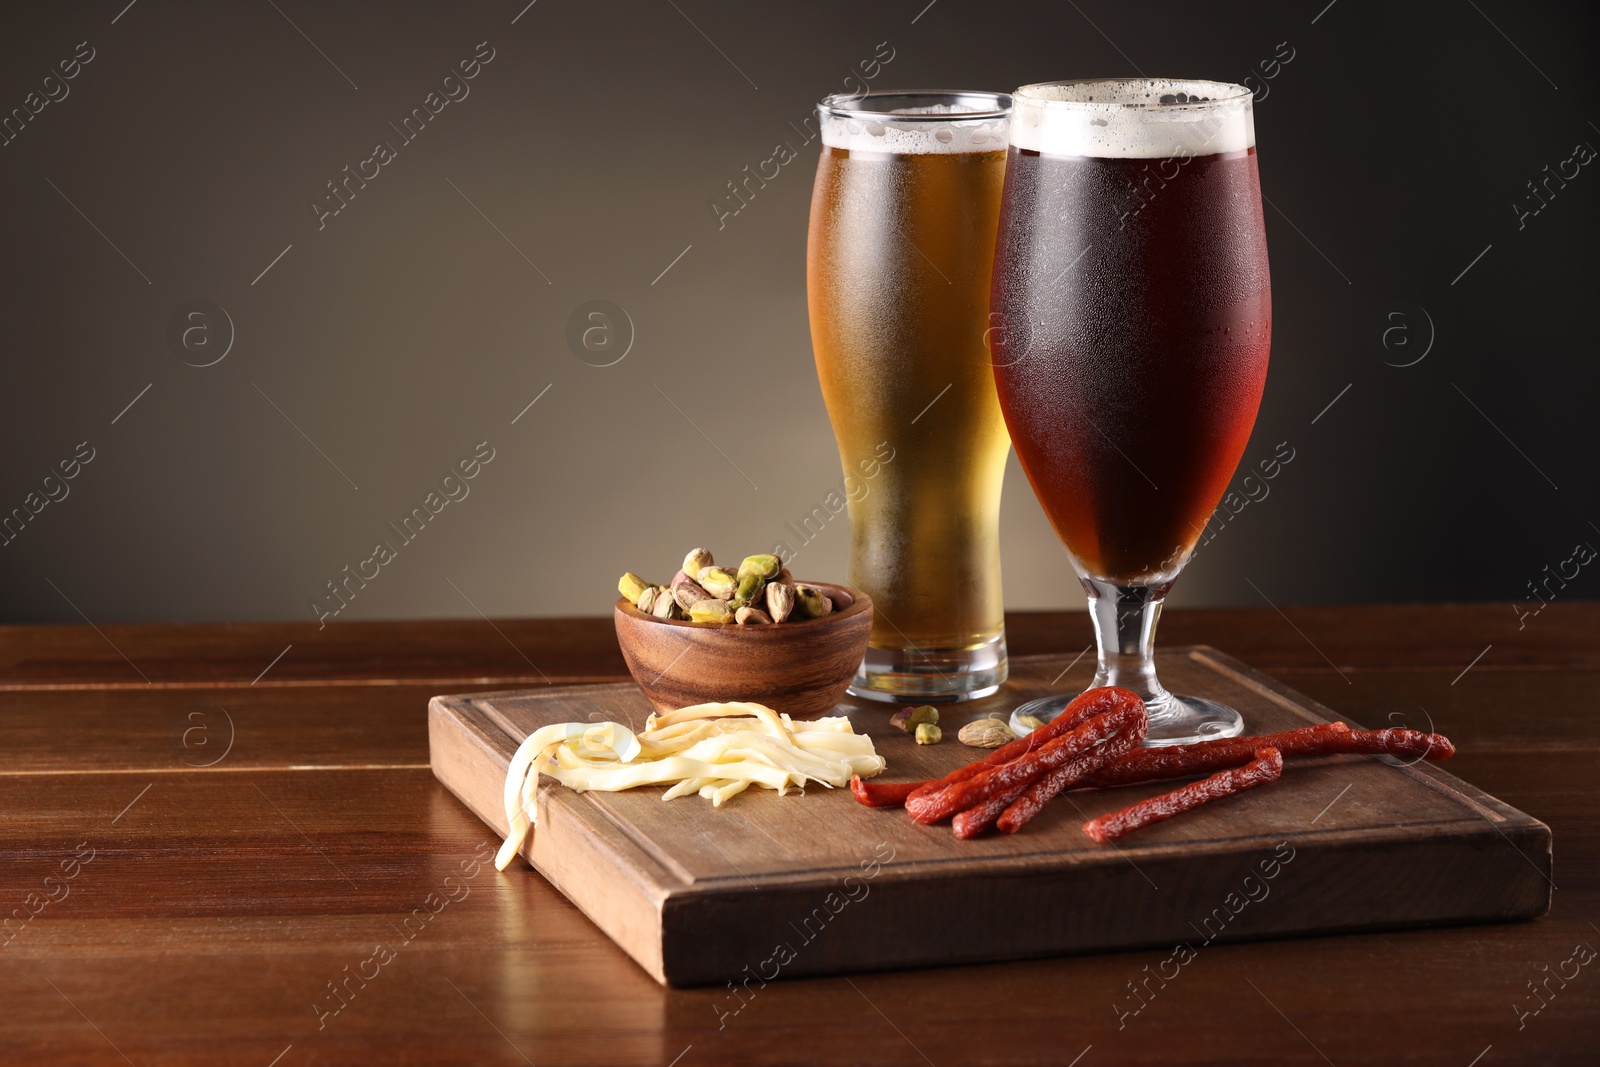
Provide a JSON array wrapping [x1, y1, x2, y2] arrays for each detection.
[[430, 648, 1551, 986], [3, 605, 1596, 1065]]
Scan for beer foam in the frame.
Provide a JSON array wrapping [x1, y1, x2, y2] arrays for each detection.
[[819, 97, 1010, 155], [1010, 79, 1254, 159]]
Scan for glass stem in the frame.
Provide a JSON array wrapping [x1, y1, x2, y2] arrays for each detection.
[[1084, 577, 1175, 714]]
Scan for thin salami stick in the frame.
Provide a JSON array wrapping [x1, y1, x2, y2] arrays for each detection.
[[1082, 724, 1453, 789], [997, 724, 1147, 835], [1082, 747, 1284, 842], [947, 723, 1334, 828], [1335, 728, 1455, 760], [907, 697, 1146, 825], [850, 778, 921, 807], [908, 701, 1140, 825], [955, 724, 1145, 839], [990, 725, 1455, 837], [849, 686, 1138, 810], [905, 686, 1136, 802], [1081, 723, 1346, 788], [951, 782, 1030, 840]]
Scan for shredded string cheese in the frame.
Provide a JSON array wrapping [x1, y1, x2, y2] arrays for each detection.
[[494, 702, 884, 870]]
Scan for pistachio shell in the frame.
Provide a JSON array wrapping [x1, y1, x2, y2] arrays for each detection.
[[958, 718, 1015, 748], [765, 581, 796, 623], [672, 579, 712, 612]]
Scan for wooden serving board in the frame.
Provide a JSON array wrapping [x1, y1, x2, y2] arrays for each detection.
[[428, 647, 1551, 987]]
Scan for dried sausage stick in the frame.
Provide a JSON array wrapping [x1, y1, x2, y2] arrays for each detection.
[[1082, 747, 1284, 842], [954, 725, 1145, 839], [907, 696, 1146, 825], [849, 686, 1139, 809], [1082, 724, 1452, 789], [1080, 723, 1345, 788], [849, 778, 920, 807], [996, 726, 1147, 834]]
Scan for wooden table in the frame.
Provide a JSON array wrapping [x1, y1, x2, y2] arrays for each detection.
[[5, 604, 1596, 1065]]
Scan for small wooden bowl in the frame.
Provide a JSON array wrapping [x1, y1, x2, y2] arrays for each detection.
[[613, 582, 872, 718]]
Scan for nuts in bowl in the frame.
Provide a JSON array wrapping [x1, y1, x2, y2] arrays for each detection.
[[618, 548, 840, 627], [613, 548, 872, 716]]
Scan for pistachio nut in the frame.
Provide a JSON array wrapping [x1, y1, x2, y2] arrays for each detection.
[[687, 599, 735, 624], [696, 567, 737, 600], [672, 579, 712, 612], [890, 705, 939, 733], [624, 547, 843, 628], [914, 722, 942, 745], [618, 572, 650, 605], [682, 547, 714, 580], [958, 718, 1015, 749], [734, 573, 766, 608], [793, 584, 834, 618], [736, 554, 782, 582], [765, 581, 796, 623]]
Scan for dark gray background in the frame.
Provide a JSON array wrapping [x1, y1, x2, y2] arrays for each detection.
[[0, 0, 1595, 626]]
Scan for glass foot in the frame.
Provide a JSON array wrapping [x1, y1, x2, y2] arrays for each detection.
[[848, 633, 1007, 704], [1008, 690, 1243, 747]]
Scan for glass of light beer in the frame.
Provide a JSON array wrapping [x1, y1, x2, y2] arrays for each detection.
[[989, 79, 1271, 744], [807, 90, 1012, 701]]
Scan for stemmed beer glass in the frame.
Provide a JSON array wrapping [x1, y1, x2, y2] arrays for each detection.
[[989, 80, 1272, 745]]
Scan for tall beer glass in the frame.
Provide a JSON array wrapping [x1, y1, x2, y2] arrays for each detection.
[[808, 90, 1012, 701], [990, 80, 1271, 743]]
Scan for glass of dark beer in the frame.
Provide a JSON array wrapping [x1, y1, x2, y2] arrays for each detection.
[[808, 91, 1013, 702], [989, 79, 1271, 744]]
